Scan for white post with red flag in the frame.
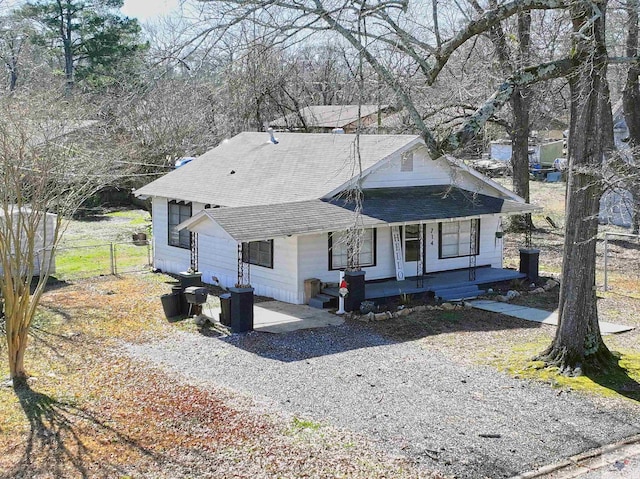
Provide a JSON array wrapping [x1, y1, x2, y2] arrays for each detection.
[[337, 271, 348, 315]]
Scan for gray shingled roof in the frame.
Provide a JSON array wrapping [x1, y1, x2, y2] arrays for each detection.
[[270, 105, 389, 129], [185, 186, 539, 242], [135, 132, 420, 207]]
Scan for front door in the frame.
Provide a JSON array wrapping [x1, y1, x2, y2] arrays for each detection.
[[403, 224, 425, 277]]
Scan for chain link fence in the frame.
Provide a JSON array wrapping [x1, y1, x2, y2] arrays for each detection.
[[54, 238, 152, 280]]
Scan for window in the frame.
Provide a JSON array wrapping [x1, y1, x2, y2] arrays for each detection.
[[329, 229, 376, 270], [242, 240, 274, 268], [400, 151, 414, 172], [439, 219, 480, 258], [168, 201, 192, 248]]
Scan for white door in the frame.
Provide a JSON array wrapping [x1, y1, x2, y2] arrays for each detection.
[[403, 224, 425, 277]]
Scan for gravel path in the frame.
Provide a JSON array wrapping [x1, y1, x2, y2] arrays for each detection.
[[125, 321, 640, 479]]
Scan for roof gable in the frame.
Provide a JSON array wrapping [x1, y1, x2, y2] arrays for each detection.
[[135, 132, 420, 207]]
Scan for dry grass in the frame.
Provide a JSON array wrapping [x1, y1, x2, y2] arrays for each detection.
[[0, 274, 441, 479]]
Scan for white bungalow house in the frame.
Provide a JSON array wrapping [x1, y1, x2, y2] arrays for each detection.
[[135, 132, 538, 305]]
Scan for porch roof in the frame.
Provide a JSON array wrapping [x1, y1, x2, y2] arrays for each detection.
[[180, 185, 540, 243]]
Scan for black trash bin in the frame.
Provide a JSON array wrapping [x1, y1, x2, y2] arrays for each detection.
[[219, 293, 231, 326], [171, 284, 187, 315], [229, 287, 254, 333], [160, 293, 181, 319]]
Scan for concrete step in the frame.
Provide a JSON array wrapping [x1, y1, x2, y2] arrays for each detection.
[[308, 293, 335, 309]]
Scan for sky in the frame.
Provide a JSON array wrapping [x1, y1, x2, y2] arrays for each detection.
[[121, 0, 181, 22]]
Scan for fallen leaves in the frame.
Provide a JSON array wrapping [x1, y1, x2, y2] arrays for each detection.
[[0, 274, 444, 479]]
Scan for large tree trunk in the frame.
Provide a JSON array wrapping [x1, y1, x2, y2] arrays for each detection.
[[537, 0, 614, 374], [622, 0, 640, 235], [509, 87, 531, 229], [61, 3, 74, 92], [9, 65, 18, 92], [509, 12, 532, 231]]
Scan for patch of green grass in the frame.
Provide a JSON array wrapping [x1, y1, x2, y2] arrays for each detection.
[[113, 243, 150, 273], [55, 241, 150, 279], [105, 210, 150, 228], [492, 342, 640, 402], [291, 416, 322, 432], [56, 244, 114, 278]]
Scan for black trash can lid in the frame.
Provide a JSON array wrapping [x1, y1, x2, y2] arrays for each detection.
[[220, 293, 231, 299]]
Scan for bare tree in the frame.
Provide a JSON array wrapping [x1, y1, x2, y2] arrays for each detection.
[[0, 14, 30, 91], [622, 0, 640, 234], [195, 0, 636, 373], [467, 1, 533, 229], [536, 0, 616, 373], [1, 94, 123, 385]]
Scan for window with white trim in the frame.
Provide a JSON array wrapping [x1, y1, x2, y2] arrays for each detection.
[[168, 201, 191, 248], [439, 219, 480, 258], [329, 229, 376, 270]]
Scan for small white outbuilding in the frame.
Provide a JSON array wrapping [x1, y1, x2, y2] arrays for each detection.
[[0, 207, 57, 277]]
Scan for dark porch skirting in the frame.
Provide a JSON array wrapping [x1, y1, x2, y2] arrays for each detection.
[[322, 266, 526, 300]]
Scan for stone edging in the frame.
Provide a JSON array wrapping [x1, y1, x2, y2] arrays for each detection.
[[347, 278, 560, 322]]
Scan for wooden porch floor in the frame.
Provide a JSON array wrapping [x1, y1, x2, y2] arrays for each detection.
[[322, 266, 526, 300]]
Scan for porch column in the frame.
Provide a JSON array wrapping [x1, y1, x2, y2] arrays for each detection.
[[519, 248, 540, 282], [344, 270, 366, 312]]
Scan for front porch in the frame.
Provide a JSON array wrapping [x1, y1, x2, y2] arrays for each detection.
[[322, 266, 526, 301]]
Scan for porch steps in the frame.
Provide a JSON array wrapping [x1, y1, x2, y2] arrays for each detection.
[[433, 284, 485, 302], [308, 293, 335, 309]]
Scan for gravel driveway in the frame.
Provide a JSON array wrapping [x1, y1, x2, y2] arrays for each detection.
[[126, 321, 640, 479]]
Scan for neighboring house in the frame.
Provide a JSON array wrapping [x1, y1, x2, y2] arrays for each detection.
[[136, 132, 538, 305], [270, 105, 393, 133], [599, 100, 637, 228], [489, 139, 564, 167]]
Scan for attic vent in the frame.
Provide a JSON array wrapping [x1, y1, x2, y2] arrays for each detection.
[[401, 151, 414, 172]]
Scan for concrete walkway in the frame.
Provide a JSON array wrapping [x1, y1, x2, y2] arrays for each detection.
[[203, 300, 343, 334], [253, 301, 344, 333], [469, 300, 634, 335]]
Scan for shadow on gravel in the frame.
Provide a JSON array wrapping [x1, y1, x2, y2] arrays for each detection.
[[4, 382, 159, 479], [214, 308, 542, 363], [367, 308, 542, 343], [217, 323, 394, 362]]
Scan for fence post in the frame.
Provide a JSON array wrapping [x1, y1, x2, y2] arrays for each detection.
[[110, 243, 115, 275]]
